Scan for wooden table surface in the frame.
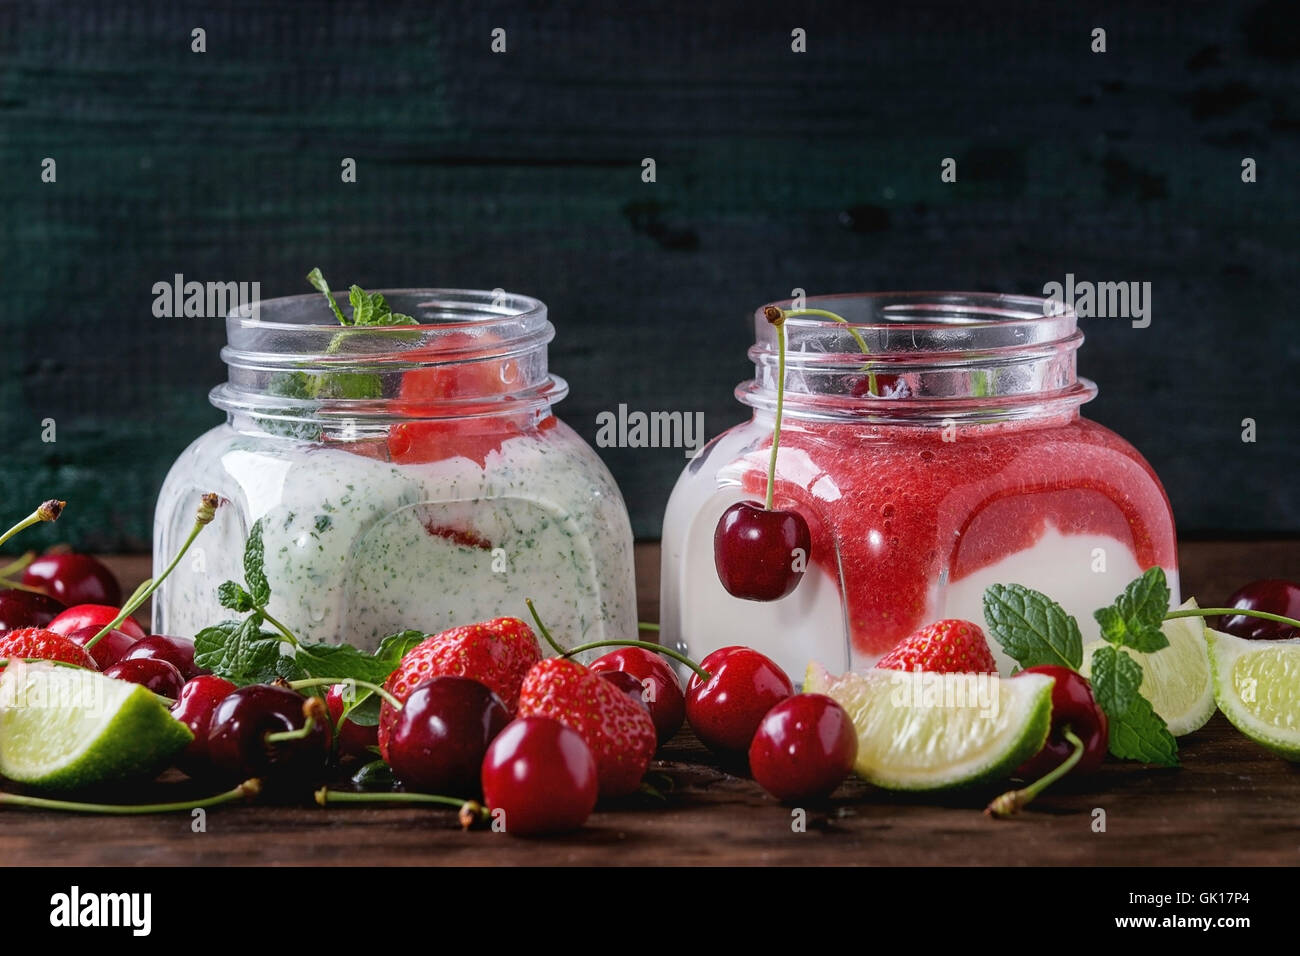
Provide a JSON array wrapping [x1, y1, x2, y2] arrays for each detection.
[[3, 541, 1299, 867]]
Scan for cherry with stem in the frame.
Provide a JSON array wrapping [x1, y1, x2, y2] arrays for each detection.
[[985, 728, 1086, 818]]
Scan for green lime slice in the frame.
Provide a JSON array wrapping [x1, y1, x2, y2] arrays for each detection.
[[1080, 599, 1215, 737], [805, 662, 1052, 790], [0, 663, 192, 791], [1207, 629, 1300, 761]]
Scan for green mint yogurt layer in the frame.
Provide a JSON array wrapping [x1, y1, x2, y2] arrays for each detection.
[[153, 421, 636, 656]]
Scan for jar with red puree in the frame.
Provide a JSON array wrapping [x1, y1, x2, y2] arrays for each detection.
[[154, 288, 636, 652], [660, 293, 1178, 678]]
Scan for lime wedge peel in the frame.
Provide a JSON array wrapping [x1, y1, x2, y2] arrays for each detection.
[[1081, 599, 1216, 737], [805, 662, 1052, 791], [0, 662, 192, 791], [1206, 629, 1300, 762]]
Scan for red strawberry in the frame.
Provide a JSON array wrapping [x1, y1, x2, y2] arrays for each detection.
[[0, 627, 98, 671], [875, 619, 997, 673], [378, 617, 542, 754], [517, 657, 657, 798]]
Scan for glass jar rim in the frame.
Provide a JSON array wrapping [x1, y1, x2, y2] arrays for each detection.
[[740, 291, 1096, 424], [229, 287, 548, 334]]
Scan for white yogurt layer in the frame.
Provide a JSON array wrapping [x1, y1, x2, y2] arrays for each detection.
[[154, 421, 637, 655]]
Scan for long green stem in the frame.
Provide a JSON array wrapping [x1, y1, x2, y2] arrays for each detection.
[[986, 727, 1085, 818], [0, 500, 64, 550], [260, 610, 301, 648], [637, 622, 660, 632], [0, 551, 36, 579], [525, 598, 566, 656], [314, 787, 488, 824], [782, 307, 879, 395], [765, 315, 787, 512], [1165, 607, 1300, 631], [288, 676, 402, 710], [0, 779, 260, 814], [265, 714, 316, 744], [85, 493, 218, 651], [561, 638, 710, 681]]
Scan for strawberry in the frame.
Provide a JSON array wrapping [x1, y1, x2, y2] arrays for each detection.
[[378, 617, 542, 754], [517, 657, 657, 798], [874, 619, 997, 673], [0, 627, 97, 671]]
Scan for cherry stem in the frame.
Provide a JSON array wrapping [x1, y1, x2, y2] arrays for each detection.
[[260, 609, 301, 648], [985, 727, 1084, 818], [0, 500, 65, 551], [562, 639, 711, 681], [0, 551, 36, 579], [781, 307, 879, 396], [637, 621, 660, 632], [265, 714, 315, 744], [84, 493, 219, 652], [0, 578, 52, 596], [1165, 607, 1300, 631], [0, 657, 95, 670], [525, 598, 566, 656], [288, 676, 402, 710], [314, 787, 488, 818], [762, 307, 788, 512], [0, 778, 260, 814]]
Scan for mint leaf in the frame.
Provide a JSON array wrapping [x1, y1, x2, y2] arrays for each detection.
[[348, 285, 379, 325], [983, 583, 1083, 670], [194, 617, 283, 686], [1089, 645, 1143, 718], [243, 518, 270, 607], [295, 641, 395, 685], [335, 631, 425, 727], [374, 630, 425, 668], [1108, 693, 1179, 767], [217, 581, 255, 613], [1093, 567, 1170, 653], [307, 268, 348, 325], [341, 692, 383, 727]]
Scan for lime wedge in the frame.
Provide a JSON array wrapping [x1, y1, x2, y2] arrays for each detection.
[[805, 661, 1052, 790], [0, 663, 192, 790], [1207, 629, 1300, 761], [1080, 599, 1215, 737]]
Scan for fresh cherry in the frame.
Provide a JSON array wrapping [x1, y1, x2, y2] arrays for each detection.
[[748, 693, 857, 801], [103, 657, 185, 699], [65, 625, 138, 670], [1219, 579, 1300, 641], [47, 604, 147, 641], [686, 646, 794, 754], [384, 676, 509, 794], [207, 684, 333, 783], [326, 684, 380, 763], [480, 716, 599, 836], [714, 502, 811, 602], [122, 635, 206, 679], [589, 646, 686, 744], [598, 669, 648, 708], [0, 588, 65, 631], [171, 675, 237, 776], [21, 552, 121, 607], [1014, 665, 1109, 778]]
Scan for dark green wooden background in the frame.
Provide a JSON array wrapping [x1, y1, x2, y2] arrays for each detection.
[[1, 0, 1297, 550]]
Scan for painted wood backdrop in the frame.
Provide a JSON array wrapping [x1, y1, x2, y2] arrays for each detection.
[[1, 0, 1297, 550]]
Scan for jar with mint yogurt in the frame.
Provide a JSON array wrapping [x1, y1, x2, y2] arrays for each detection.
[[153, 289, 636, 654]]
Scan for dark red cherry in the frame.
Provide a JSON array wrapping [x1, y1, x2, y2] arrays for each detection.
[[47, 604, 147, 641], [589, 646, 686, 744], [207, 684, 333, 783], [685, 646, 793, 754], [1014, 665, 1109, 778], [65, 625, 139, 670], [172, 675, 238, 776], [123, 635, 206, 679], [383, 676, 509, 794], [480, 717, 599, 836], [748, 693, 857, 801], [1219, 579, 1300, 640], [22, 552, 121, 607], [103, 657, 185, 699], [713, 502, 811, 601], [0, 588, 65, 631]]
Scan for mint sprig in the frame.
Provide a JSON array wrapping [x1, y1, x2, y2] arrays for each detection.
[[1094, 566, 1169, 653], [983, 568, 1179, 768], [307, 267, 415, 327], [196, 523, 426, 691], [982, 583, 1083, 670]]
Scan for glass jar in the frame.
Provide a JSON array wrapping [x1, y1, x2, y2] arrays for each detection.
[[660, 293, 1178, 679], [154, 289, 637, 653]]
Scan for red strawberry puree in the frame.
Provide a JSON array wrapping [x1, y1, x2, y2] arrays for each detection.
[[737, 413, 1176, 657]]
